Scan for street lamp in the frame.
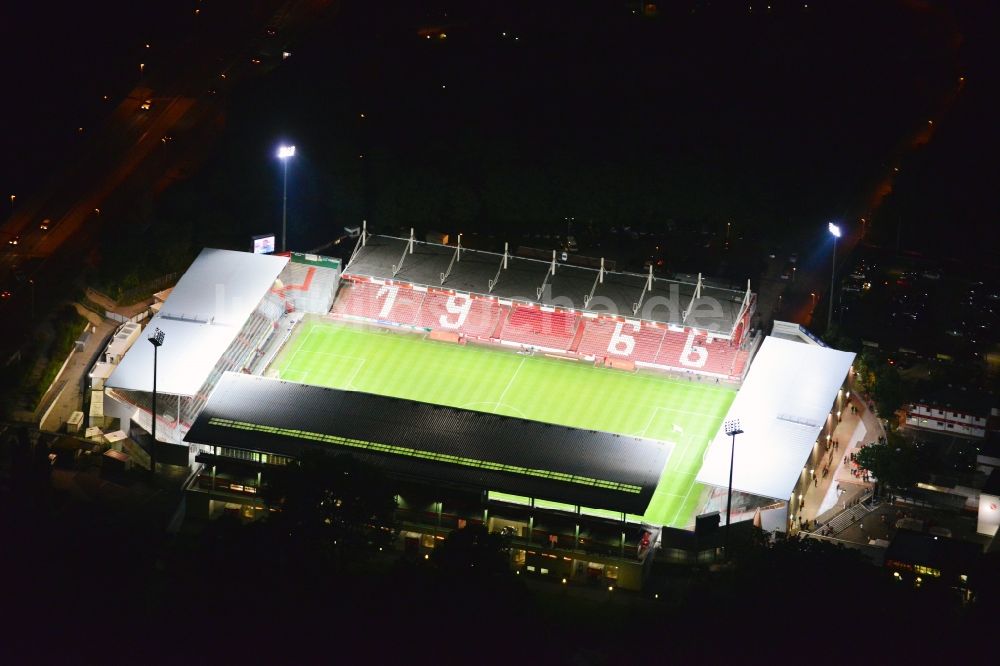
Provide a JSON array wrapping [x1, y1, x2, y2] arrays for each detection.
[[148, 327, 165, 476], [828, 222, 841, 327], [723, 418, 744, 558], [277, 144, 296, 252]]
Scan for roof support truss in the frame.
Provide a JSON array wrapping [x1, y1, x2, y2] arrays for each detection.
[[682, 273, 703, 324], [631, 264, 654, 316], [345, 219, 368, 270], [726, 279, 754, 340], [584, 257, 606, 309], [391, 227, 415, 277], [536, 250, 557, 301], [488, 242, 509, 293], [439, 233, 462, 285]]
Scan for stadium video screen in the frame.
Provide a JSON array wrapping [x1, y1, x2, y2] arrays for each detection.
[[252, 234, 276, 254]]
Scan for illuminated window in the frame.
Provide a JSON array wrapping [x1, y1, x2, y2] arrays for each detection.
[[420, 534, 436, 549], [914, 564, 941, 578]]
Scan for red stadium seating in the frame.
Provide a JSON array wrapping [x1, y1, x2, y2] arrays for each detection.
[[653, 329, 748, 376], [655, 328, 693, 369], [575, 318, 665, 364], [331, 280, 425, 325], [498, 305, 579, 350], [731, 348, 751, 377], [332, 278, 752, 378], [492, 305, 510, 338], [416, 291, 502, 338]]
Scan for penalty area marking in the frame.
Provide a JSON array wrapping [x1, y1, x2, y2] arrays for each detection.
[[636, 405, 714, 438], [283, 324, 318, 375], [287, 349, 366, 390], [492, 357, 525, 414], [669, 479, 702, 527]]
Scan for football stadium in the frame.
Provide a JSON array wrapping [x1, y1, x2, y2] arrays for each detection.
[[99, 233, 855, 590]]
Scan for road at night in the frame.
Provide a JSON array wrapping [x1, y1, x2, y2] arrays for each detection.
[[0, 0, 338, 331]]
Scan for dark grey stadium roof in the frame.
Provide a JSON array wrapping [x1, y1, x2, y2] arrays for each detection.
[[346, 235, 748, 334], [186, 372, 670, 515]]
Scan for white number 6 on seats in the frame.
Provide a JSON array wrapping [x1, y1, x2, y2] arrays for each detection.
[[607, 321, 638, 356], [680, 331, 707, 368]]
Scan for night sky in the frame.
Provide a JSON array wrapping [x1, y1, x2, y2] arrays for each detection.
[[3, 0, 998, 263], [0, 2, 182, 194]]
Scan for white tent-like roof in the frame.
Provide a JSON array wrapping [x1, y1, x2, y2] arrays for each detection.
[[106, 248, 288, 397], [695, 336, 855, 501]]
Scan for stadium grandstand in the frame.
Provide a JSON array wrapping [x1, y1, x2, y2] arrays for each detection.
[[697, 332, 856, 533], [93, 235, 862, 589], [103, 249, 340, 447], [186, 373, 671, 516], [335, 230, 758, 380]]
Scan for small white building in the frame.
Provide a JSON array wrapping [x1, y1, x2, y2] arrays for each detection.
[[89, 321, 142, 392], [905, 387, 991, 439], [978, 470, 1000, 537]]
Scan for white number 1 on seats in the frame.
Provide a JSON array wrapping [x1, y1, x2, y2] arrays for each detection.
[[376, 284, 398, 318]]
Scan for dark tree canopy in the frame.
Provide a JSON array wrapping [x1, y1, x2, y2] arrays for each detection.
[[264, 450, 397, 551], [855, 430, 924, 492]]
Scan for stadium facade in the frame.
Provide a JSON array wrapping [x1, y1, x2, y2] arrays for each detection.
[[99, 236, 854, 590], [103, 249, 340, 448]]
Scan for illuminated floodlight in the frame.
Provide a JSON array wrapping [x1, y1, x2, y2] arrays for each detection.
[[277, 144, 297, 251], [828, 222, 841, 238], [148, 327, 165, 347]]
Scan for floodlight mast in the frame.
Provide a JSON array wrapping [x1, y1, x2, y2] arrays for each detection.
[[148, 327, 165, 477], [828, 223, 841, 327], [723, 418, 744, 558], [277, 145, 296, 252]]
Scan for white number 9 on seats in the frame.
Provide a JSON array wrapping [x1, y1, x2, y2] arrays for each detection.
[[440, 295, 472, 329]]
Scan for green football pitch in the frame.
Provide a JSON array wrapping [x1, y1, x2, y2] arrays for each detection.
[[270, 318, 736, 528]]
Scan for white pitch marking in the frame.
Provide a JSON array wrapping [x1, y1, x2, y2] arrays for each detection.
[[492, 358, 525, 414], [345, 359, 366, 390], [670, 479, 701, 527], [284, 323, 317, 372]]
